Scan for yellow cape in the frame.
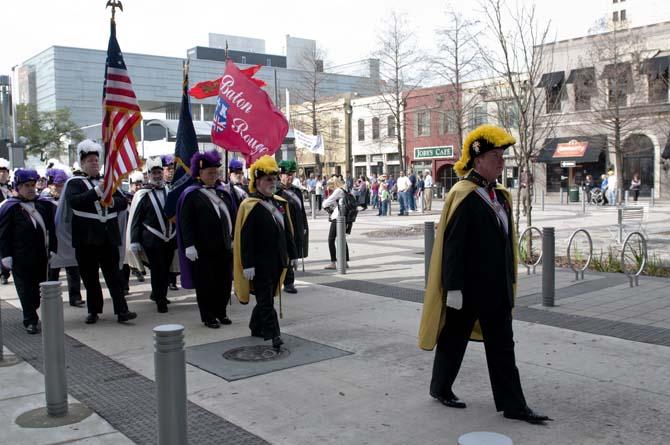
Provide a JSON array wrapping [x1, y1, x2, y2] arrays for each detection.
[[233, 195, 294, 304], [417, 180, 518, 351]]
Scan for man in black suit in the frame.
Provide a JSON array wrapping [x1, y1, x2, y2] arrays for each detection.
[[129, 157, 175, 313], [419, 125, 551, 425], [64, 140, 136, 325], [0, 169, 57, 334], [177, 150, 236, 329]]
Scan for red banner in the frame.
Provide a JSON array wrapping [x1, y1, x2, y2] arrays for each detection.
[[211, 60, 288, 164], [189, 65, 267, 99]]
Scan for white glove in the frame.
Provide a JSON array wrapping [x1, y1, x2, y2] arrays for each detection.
[[49, 251, 56, 260], [1, 257, 12, 270], [130, 243, 142, 254], [446, 290, 463, 310], [292, 259, 299, 270], [185, 245, 198, 262], [243, 267, 255, 280]]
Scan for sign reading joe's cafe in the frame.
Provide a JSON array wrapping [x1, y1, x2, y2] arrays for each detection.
[[411, 145, 460, 193]]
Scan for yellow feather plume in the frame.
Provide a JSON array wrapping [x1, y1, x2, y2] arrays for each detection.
[[249, 155, 279, 193], [454, 124, 516, 177]]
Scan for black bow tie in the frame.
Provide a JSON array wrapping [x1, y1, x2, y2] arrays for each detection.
[[89, 175, 101, 181]]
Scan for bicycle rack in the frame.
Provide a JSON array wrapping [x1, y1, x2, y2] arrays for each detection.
[[621, 231, 647, 287], [518, 226, 543, 275], [567, 229, 593, 281]]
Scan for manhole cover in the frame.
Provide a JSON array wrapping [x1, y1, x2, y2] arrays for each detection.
[[223, 345, 290, 362]]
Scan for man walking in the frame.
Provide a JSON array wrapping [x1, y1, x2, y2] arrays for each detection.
[[396, 171, 410, 216], [419, 124, 551, 425], [423, 169, 433, 211]]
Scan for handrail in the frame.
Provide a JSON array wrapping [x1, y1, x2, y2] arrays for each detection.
[[518, 226, 543, 275], [566, 229, 593, 281]]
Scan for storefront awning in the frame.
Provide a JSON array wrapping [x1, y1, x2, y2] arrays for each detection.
[[537, 136, 606, 164], [641, 55, 670, 75], [536, 71, 565, 88]]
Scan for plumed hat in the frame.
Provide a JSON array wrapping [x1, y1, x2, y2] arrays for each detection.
[[46, 158, 60, 169], [46, 168, 68, 185], [229, 158, 245, 173], [77, 139, 104, 160], [129, 171, 144, 183], [454, 124, 516, 177], [249, 155, 279, 193], [145, 156, 163, 172], [0, 158, 9, 170], [13, 168, 40, 188], [190, 150, 222, 179], [160, 154, 175, 167], [278, 160, 297, 174], [36, 167, 47, 179]]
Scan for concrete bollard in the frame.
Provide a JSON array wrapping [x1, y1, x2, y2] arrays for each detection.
[[458, 431, 513, 445], [582, 188, 586, 214], [542, 228, 555, 307], [40, 281, 68, 417], [336, 204, 347, 274], [154, 324, 188, 445], [311, 194, 316, 220], [624, 190, 629, 206], [559, 188, 564, 205], [651, 188, 655, 207], [541, 189, 545, 211], [424, 221, 435, 287]]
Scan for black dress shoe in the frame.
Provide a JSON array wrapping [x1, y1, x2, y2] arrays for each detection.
[[85, 314, 99, 324], [1, 276, 8, 285], [166, 298, 172, 304], [250, 330, 264, 338], [431, 391, 466, 409], [117, 311, 138, 323], [26, 324, 40, 335], [272, 336, 284, 350], [503, 406, 552, 424], [283, 284, 297, 294], [157, 304, 168, 313], [219, 316, 232, 325], [168, 284, 179, 291], [204, 320, 220, 329], [70, 300, 86, 307]]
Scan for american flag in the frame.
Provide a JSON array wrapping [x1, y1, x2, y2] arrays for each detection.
[[101, 20, 142, 206]]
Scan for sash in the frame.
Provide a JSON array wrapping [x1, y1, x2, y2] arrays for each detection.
[[258, 199, 285, 230], [19, 202, 48, 251], [146, 189, 175, 242], [283, 188, 303, 210], [475, 187, 509, 235], [73, 178, 118, 222], [199, 188, 232, 236]]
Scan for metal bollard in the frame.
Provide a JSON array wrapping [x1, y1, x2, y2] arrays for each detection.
[[541, 189, 545, 211], [560, 188, 564, 205], [424, 221, 435, 286], [336, 204, 347, 274], [624, 190, 629, 206], [0, 302, 3, 361], [651, 188, 655, 208], [311, 194, 316, 220], [154, 324, 188, 445], [40, 281, 68, 417], [542, 228, 555, 307], [582, 188, 586, 214]]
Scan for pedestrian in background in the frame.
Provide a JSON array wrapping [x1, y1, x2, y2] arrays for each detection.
[[630, 173, 641, 202]]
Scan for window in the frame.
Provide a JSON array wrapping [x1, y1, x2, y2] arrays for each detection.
[[603, 63, 632, 108], [545, 83, 563, 113], [613, 11, 619, 21], [387, 153, 399, 161], [648, 69, 669, 103], [357, 119, 365, 141], [266, 58, 272, 67], [241, 56, 247, 64], [498, 101, 519, 128], [372, 117, 380, 140], [469, 106, 487, 129], [608, 78, 628, 107], [354, 155, 367, 163], [620, 9, 626, 21], [446, 112, 457, 133], [416, 110, 430, 136], [331, 118, 340, 138], [387, 115, 396, 137]]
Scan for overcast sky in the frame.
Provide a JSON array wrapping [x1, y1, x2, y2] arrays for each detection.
[[2, 0, 667, 77]]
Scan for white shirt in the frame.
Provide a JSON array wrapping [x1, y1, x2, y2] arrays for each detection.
[[322, 187, 346, 221], [424, 174, 433, 188], [396, 176, 410, 192]]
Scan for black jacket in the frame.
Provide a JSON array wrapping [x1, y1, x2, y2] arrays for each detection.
[[131, 187, 175, 250], [179, 186, 235, 255], [0, 199, 57, 269], [241, 194, 298, 275], [66, 176, 128, 248], [441, 190, 516, 311], [276, 185, 309, 258]]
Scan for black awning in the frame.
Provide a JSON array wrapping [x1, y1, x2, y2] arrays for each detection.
[[601, 62, 632, 79], [663, 136, 670, 160], [536, 71, 565, 88], [566, 67, 595, 83], [641, 56, 670, 75], [537, 135, 606, 164]]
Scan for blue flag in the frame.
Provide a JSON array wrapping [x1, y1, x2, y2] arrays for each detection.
[[165, 67, 198, 218]]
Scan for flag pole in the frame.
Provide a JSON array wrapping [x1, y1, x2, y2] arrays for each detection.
[[105, 0, 123, 21], [223, 40, 230, 180]]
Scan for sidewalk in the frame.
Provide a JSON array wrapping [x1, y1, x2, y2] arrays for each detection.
[[0, 205, 669, 444]]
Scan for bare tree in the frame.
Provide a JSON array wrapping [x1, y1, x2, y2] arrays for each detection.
[[432, 5, 486, 150], [294, 45, 329, 175], [375, 11, 423, 171], [480, 0, 563, 234]]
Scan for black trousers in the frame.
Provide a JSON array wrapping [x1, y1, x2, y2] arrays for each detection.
[[328, 220, 349, 263], [75, 244, 129, 315], [284, 264, 295, 286], [13, 258, 47, 326], [144, 242, 173, 306], [430, 306, 527, 412], [1, 266, 10, 281], [249, 268, 283, 340], [192, 250, 232, 323], [48, 266, 82, 304]]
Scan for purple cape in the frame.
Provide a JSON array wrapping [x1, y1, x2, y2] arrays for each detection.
[[0, 196, 52, 220], [175, 182, 237, 289]]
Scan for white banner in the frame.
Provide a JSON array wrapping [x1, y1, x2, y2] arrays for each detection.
[[294, 128, 325, 155]]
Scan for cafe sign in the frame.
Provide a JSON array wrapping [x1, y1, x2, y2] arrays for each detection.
[[414, 145, 454, 160], [553, 140, 588, 158]]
